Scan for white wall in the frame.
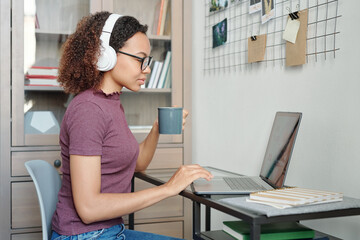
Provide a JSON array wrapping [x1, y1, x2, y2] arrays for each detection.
[[192, 1, 360, 239]]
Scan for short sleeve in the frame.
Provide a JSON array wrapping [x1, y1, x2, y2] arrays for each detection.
[[66, 101, 107, 156]]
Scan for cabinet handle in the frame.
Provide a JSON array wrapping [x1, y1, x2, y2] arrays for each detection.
[[54, 159, 62, 168]]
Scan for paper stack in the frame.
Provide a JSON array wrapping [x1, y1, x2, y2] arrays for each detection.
[[247, 187, 343, 209]]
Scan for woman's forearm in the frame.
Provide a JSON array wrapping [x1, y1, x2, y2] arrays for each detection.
[[76, 184, 171, 224], [135, 120, 160, 171]]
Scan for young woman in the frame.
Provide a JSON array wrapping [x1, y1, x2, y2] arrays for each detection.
[[51, 11, 212, 240]]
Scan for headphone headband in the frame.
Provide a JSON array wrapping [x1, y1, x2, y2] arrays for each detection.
[[100, 13, 123, 47], [97, 13, 123, 71]]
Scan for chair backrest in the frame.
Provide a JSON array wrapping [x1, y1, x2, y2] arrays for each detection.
[[25, 160, 62, 240]]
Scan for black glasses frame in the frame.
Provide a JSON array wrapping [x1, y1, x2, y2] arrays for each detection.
[[117, 50, 153, 71]]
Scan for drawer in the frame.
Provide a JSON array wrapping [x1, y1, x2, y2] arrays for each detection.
[[12, 151, 62, 176], [148, 148, 183, 169], [134, 178, 183, 220], [133, 132, 182, 144], [12, 232, 42, 240], [135, 221, 183, 239], [12, 182, 41, 229]]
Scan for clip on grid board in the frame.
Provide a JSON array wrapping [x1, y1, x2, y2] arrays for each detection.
[[204, 0, 341, 74]]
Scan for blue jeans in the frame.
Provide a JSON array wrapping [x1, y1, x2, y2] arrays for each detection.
[[51, 224, 183, 240]]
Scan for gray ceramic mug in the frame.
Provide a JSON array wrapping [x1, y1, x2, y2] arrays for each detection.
[[158, 107, 183, 134]]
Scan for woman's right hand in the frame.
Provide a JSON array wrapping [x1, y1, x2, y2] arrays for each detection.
[[164, 164, 213, 196]]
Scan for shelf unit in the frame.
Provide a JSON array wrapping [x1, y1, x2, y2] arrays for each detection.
[[0, 0, 193, 239]]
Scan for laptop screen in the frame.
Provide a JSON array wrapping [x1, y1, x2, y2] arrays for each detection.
[[259, 112, 302, 188]]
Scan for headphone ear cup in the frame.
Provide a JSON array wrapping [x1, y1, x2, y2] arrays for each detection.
[[97, 45, 117, 72]]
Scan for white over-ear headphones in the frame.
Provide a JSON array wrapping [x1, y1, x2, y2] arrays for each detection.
[[97, 13, 123, 71]]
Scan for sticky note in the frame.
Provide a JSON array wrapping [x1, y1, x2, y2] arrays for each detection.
[[283, 18, 300, 44]]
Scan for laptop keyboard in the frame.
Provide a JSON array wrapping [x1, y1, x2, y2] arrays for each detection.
[[223, 177, 267, 191]]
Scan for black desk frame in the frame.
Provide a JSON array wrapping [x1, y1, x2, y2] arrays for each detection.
[[132, 170, 360, 240]]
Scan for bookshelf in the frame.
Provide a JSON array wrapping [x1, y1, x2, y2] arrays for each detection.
[[0, 0, 192, 239]]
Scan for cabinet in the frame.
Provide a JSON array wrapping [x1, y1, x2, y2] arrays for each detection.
[[0, 0, 193, 239]]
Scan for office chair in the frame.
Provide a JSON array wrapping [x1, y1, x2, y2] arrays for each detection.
[[25, 160, 62, 240]]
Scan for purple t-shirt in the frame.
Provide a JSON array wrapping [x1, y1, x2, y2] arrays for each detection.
[[52, 89, 139, 236]]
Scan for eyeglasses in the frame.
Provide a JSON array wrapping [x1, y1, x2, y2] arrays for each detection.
[[117, 50, 153, 71]]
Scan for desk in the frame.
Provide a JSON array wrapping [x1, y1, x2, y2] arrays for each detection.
[[133, 168, 360, 240]]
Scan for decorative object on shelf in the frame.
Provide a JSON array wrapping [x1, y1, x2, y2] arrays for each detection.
[[24, 111, 60, 134]]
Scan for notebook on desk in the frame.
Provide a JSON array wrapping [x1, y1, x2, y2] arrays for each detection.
[[191, 112, 302, 195]]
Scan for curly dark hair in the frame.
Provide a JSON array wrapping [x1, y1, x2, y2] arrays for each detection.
[[58, 11, 148, 94]]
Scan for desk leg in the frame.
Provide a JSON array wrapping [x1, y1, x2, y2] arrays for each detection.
[[205, 206, 211, 231], [250, 223, 261, 240], [129, 176, 135, 230], [193, 201, 201, 239]]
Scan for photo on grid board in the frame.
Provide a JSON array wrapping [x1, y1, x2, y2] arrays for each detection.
[[261, 0, 275, 24], [210, 0, 229, 12], [249, 0, 261, 14], [212, 18, 227, 48]]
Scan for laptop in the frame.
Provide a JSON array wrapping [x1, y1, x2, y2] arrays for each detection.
[[191, 112, 302, 195]]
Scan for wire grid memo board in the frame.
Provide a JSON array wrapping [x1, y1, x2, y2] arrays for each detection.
[[203, 0, 341, 74]]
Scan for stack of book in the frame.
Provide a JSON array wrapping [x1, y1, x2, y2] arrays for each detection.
[[25, 66, 59, 87], [146, 51, 171, 89], [247, 187, 343, 209], [223, 221, 315, 240]]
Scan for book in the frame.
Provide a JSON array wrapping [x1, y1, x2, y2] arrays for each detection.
[[27, 66, 58, 76], [151, 62, 163, 88], [159, 0, 169, 35], [152, 0, 162, 35], [25, 66, 59, 86], [157, 0, 165, 35], [163, 62, 172, 89], [147, 61, 160, 88], [223, 221, 315, 240], [247, 187, 343, 209], [157, 51, 171, 88], [25, 78, 59, 86], [26, 74, 57, 79], [163, 0, 171, 36]]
